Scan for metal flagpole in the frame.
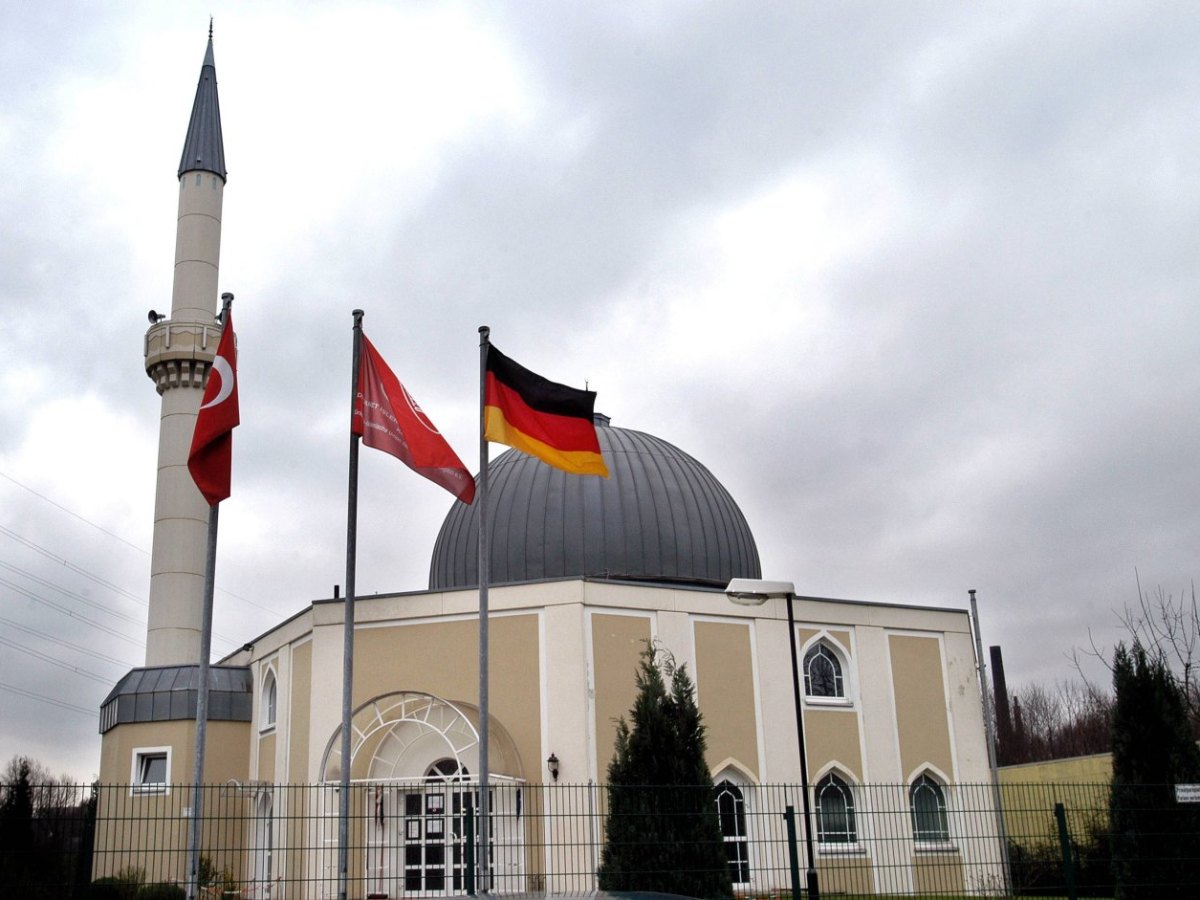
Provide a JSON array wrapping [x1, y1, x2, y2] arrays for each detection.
[[338, 310, 365, 900], [476, 325, 491, 892], [186, 291, 233, 900], [186, 503, 219, 900], [969, 589, 1012, 894]]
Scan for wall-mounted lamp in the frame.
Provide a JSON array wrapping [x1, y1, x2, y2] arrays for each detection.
[[546, 753, 560, 782]]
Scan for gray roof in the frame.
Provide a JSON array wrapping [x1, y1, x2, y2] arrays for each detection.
[[177, 35, 226, 180], [99, 664, 251, 734], [429, 417, 761, 590]]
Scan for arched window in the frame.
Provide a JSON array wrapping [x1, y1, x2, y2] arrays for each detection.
[[261, 670, 277, 730], [715, 779, 750, 885], [426, 758, 469, 781], [815, 773, 857, 844], [910, 773, 950, 843], [803, 642, 844, 698]]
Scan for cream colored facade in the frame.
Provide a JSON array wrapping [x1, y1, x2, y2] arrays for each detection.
[[98, 578, 1001, 896]]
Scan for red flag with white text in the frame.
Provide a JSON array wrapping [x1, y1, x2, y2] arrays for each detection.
[[188, 313, 240, 505], [353, 334, 476, 504]]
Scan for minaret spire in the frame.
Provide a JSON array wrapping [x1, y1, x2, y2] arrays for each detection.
[[178, 25, 226, 180], [142, 32, 231, 666]]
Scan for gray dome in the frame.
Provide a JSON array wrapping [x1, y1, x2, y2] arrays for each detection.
[[429, 418, 761, 590]]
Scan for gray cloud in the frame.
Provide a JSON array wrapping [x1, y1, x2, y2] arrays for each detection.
[[2, 1, 1197, 778]]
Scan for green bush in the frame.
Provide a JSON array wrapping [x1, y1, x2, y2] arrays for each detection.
[[90, 876, 133, 900], [197, 855, 237, 895], [137, 884, 186, 900], [89, 877, 123, 900]]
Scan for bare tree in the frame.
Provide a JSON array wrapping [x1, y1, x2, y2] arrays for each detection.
[[1000, 680, 1112, 764], [1, 755, 78, 810], [1074, 573, 1199, 735]]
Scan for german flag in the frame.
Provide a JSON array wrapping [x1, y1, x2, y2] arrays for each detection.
[[484, 345, 609, 477]]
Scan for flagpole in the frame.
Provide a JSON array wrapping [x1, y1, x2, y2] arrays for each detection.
[[476, 324, 491, 892], [186, 292, 232, 900], [185, 503, 217, 900], [338, 309, 364, 900]]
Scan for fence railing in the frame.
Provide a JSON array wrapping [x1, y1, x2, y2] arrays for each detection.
[[1, 779, 1196, 898]]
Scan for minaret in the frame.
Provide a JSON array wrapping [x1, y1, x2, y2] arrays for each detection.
[[142, 30, 228, 666]]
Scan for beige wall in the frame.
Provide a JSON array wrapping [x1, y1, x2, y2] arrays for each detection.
[[694, 620, 759, 778], [999, 753, 1112, 844], [889, 634, 953, 779], [818, 855, 873, 894], [913, 852, 964, 894], [94, 719, 250, 882], [590, 612, 652, 774], [289, 640, 312, 781], [99, 718, 249, 787], [806, 707, 864, 780], [999, 752, 1112, 785], [351, 613, 542, 780], [258, 732, 276, 782]]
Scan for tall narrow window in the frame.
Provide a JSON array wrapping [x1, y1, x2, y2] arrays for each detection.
[[715, 780, 750, 885], [910, 773, 950, 843], [254, 792, 274, 894], [815, 773, 857, 844], [804, 643, 844, 698], [262, 670, 277, 730]]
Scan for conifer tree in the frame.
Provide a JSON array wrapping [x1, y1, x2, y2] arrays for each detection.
[[598, 643, 733, 898], [1110, 641, 1200, 897], [0, 757, 35, 895]]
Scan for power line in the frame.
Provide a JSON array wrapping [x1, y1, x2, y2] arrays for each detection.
[[0, 680, 96, 717], [0, 472, 148, 556], [0, 469, 149, 556], [0, 528, 239, 649], [0, 615, 135, 669], [0, 635, 114, 685], [0, 523, 148, 608], [0, 574, 145, 647], [0, 515, 292, 623], [0, 559, 146, 628], [0, 473, 299, 645]]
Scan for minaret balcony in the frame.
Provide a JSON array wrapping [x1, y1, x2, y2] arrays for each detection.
[[144, 318, 219, 394]]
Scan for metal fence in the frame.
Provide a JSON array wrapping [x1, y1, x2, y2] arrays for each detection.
[[2, 779, 1197, 898]]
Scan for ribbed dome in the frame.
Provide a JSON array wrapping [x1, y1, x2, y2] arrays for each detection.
[[429, 418, 761, 590]]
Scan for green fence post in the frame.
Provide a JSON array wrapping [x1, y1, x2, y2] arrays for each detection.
[[1054, 802, 1077, 900], [784, 804, 801, 900]]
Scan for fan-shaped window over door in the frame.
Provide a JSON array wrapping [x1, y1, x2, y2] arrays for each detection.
[[327, 693, 526, 897]]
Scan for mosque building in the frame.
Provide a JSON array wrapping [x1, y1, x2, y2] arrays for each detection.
[[95, 33, 1002, 898]]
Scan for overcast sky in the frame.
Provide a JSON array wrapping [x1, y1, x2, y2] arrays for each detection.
[[2, 1, 1197, 781]]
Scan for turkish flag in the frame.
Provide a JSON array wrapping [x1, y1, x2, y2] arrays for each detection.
[[188, 313, 239, 505], [352, 334, 476, 504]]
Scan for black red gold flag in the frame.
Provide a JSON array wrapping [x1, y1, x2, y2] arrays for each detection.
[[483, 345, 608, 477]]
